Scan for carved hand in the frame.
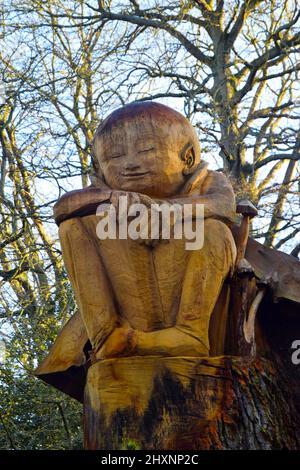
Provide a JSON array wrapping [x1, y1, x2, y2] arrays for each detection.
[[110, 191, 172, 247]]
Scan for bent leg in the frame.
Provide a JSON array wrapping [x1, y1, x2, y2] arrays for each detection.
[[176, 219, 236, 353], [130, 219, 236, 358], [59, 217, 119, 351]]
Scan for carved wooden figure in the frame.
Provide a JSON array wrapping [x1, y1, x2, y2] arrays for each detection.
[[36, 102, 300, 450]]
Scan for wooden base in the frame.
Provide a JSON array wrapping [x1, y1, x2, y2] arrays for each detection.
[[83, 356, 300, 450]]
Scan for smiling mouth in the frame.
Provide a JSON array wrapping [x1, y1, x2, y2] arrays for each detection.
[[121, 171, 151, 178]]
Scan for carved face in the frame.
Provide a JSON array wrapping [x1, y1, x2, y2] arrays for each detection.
[[95, 119, 193, 198]]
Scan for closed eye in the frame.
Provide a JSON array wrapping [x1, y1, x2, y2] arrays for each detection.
[[111, 154, 125, 159], [138, 147, 155, 154]]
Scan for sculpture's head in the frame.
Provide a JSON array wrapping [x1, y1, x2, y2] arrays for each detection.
[[93, 101, 201, 197]]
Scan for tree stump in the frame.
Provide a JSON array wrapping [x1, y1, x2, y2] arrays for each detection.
[[83, 356, 300, 450]]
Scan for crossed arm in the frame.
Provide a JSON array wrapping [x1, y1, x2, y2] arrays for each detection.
[[54, 170, 236, 226], [168, 170, 236, 223]]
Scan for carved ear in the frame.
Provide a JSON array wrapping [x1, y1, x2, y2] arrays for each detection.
[[181, 143, 196, 175]]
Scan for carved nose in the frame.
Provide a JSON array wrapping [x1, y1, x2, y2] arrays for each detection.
[[125, 161, 140, 171]]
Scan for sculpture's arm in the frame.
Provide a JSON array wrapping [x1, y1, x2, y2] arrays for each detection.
[[168, 171, 236, 224], [54, 186, 111, 225]]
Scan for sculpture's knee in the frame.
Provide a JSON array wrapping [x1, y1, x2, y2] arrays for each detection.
[[203, 219, 237, 274], [204, 219, 235, 248]]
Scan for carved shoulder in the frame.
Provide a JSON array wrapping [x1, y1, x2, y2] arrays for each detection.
[[201, 170, 234, 197], [200, 170, 236, 222]]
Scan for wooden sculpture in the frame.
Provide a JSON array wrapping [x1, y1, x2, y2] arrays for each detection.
[[36, 102, 300, 450]]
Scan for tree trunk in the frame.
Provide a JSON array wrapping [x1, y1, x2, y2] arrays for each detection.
[[83, 356, 300, 450]]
